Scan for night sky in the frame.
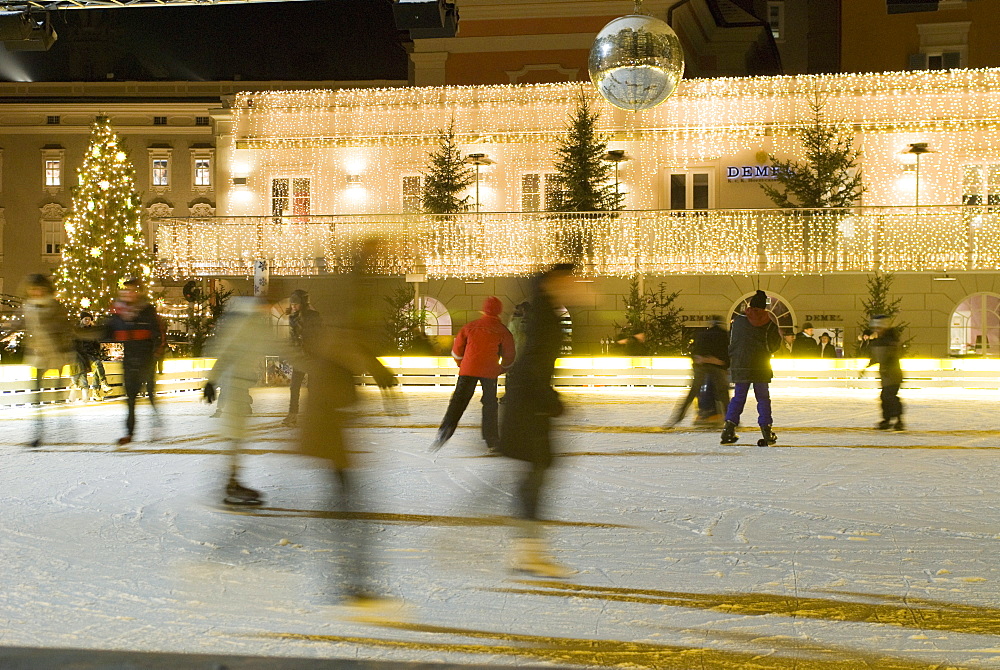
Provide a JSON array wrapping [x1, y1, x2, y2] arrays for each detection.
[[0, 0, 408, 82]]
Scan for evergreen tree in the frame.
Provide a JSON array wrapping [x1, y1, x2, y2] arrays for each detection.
[[857, 271, 910, 354], [421, 120, 475, 214], [56, 117, 152, 315], [551, 93, 622, 212], [613, 278, 685, 355], [761, 96, 865, 209]]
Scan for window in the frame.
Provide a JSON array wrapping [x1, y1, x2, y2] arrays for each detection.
[[402, 175, 422, 213], [152, 158, 169, 187], [44, 160, 61, 187], [46, 115, 60, 125], [911, 22, 969, 70], [730, 292, 796, 335], [195, 116, 210, 126], [43, 220, 63, 255], [521, 173, 561, 211], [194, 158, 211, 187], [408, 296, 452, 337], [950, 293, 1000, 356], [767, 1, 784, 41], [962, 165, 1000, 206], [272, 178, 310, 218], [663, 169, 714, 210], [153, 116, 167, 125]]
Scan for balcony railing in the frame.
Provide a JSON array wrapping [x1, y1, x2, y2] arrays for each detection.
[[153, 206, 1000, 277]]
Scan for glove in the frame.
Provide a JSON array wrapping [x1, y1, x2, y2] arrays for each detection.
[[203, 382, 217, 404]]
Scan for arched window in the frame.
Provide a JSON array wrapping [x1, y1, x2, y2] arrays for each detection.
[[409, 296, 452, 337], [729, 292, 796, 334], [949, 293, 1000, 356]]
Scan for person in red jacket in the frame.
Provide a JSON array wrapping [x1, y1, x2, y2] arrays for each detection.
[[430, 296, 515, 454]]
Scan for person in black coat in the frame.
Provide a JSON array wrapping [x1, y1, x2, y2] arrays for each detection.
[[721, 290, 782, 446], [792, 322, 819, 357], [105, 278, 163, 446], [667, 316, 730, 427], [817, 332, 840, 358], [499, 263, 577, 578], [282, 288, 322, 427]]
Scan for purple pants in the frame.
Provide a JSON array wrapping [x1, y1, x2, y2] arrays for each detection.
[[724, 382, 772, 426]]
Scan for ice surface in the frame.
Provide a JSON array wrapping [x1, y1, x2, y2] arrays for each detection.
[[2, 386, 1000, 669]]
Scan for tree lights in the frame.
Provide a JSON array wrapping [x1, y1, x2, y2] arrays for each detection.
[[56, 117, 152, 314]]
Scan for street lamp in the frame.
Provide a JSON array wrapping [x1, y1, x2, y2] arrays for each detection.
[[464, 152, 493, 212], [899, 142, 932, 208], [601, 149, 630, 204]]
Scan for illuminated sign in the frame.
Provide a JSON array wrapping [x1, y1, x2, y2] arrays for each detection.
[[726, 165, 780, 181]]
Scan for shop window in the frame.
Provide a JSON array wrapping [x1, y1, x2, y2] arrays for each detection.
[[729, 292, 796, 335], [949, 293, 1000, 356], [521, 172, 561, 211]]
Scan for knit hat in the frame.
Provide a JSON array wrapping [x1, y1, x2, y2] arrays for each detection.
[[289, 289, 309, 306], [748, 290, 767, 309], [79, 311, 93, 320], [482, 296, 502, 317], [870, 314, 891, 329]]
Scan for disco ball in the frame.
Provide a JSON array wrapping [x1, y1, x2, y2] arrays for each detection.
[[589, 14, 685, 112]]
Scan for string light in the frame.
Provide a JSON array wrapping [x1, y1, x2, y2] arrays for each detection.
[[157, 68, 1000, 278]]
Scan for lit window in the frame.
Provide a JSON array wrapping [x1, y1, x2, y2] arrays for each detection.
[[272, 177, 310, 218], [44, 159, 61, 187], [402, 175, 422, 213], [43, 220, 63, 255], [152, 158, 169, 187], [767, 1, 784, 41], [521, 173, 561, 211], [194, 158, 211, 187]]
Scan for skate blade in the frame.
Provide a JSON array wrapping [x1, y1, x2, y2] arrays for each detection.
[[339, 597, 408, 623], [222, 497, 264, 507]]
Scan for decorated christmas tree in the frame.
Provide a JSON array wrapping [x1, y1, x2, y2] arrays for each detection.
[[56, 117, 152, 315], [551, 93, 622, 212], [421, 119, 475, 214]]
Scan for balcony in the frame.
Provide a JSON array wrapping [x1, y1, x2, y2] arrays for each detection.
[[153, 206, 1000, 278]]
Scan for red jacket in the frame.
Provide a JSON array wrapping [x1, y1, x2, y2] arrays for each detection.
[[452, 314, 515, 378]]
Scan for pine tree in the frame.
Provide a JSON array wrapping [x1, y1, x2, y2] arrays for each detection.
[[551, 93, 622, 212], [421, 120, 475, 214], [55, 117, 152, 315], [613, 278, 685, 355], [857, 271, 910, 354], [761, 95, 865, 209]]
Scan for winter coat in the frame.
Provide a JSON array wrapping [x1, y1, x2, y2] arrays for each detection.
[[792, 331, 819, 357], [452, 314, 515, 379], [869, 328, 903, 386], [728, 307, 781, 383], [817, 342, 840, 358], [690, 325, 730, 368], [289, 307, 322, 352], [23, 297, 74, 372], [105, 300, 163, 366], [499, 281, 563, 468]]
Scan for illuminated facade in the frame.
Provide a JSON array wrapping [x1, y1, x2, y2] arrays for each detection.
[[157, 69, 1000, 356]]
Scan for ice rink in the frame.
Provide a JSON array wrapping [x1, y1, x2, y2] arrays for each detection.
[[2, 385, 1000, 669]]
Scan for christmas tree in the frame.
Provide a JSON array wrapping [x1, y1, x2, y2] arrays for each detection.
[[761, 96, 865, 208], [421, 119, 475, 214], [551, 93, 622, 212], [56, 117, 152, 315]]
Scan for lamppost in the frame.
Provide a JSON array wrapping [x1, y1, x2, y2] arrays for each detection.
[[464, 153, 493, 212], [601, 149, 630, 204], [900, 142, 932, 208]]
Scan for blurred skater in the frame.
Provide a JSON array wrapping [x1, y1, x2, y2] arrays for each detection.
[[22, 274, 74, 448], [72, 311, 110, 401], [431, 296, 515, 454], [282, 288, 321, 427], [106, 278, 163, 446], [862, 315, 904, 431], [666, 315, 730, 428], [507, 301, 530, 360], [720, 290, 781, 446], [203, 297, 277, 505], [499, 263, 579, 578]]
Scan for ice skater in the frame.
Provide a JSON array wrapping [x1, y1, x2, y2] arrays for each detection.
[[666, 315, 730, 428], [71, 311, 111, 401], [22, 274, 74, 448], [203, 296, 278, 505], [430, 296, 515, 454], [499, 264, 580, 578], [720, 290, 782, 446], [106, 278, 163, 447], [862, 314, 904, 431], [282, 288, 322, 427]]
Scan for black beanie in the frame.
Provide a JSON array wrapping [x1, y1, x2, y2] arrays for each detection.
[[749, 290, 767, 309]]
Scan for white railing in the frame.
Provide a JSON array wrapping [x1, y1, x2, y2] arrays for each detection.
[[154, 206, 1000, 277]]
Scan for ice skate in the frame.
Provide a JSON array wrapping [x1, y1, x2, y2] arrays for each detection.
[[280, 413, 297, 427], [68, 387, 81, 403], [116, 434, 133, 448], [757, 424, 777, 447], [719, 420, 739, 445], [223, 478, 263, 506], [81, 387, 90, 402], [428, 428, 448, 453], [876, 419, 892, 430], [340, 592, 407, 623], [892, 418, 905, 431], [512, 538, 576, 579]]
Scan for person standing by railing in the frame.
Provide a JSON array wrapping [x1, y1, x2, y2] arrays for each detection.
[[22, 274, 74, 448]]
